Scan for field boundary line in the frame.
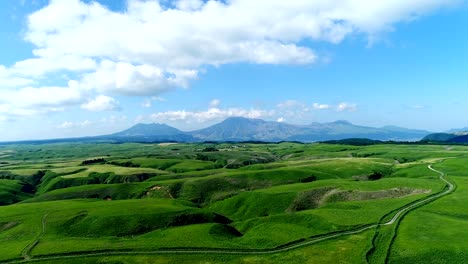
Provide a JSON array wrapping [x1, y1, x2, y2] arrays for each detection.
[[1, 165, 455, 264], [365, 163, 455, 263]]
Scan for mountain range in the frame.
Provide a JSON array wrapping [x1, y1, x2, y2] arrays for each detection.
[[103, 117, 431, 143], [422, 130, 468, 143], [0, 117, 439, 144]]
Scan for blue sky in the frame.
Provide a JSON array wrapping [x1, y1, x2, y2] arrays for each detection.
[[0, 0, 467, 141]]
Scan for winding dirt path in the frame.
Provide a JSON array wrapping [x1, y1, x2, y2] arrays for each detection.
[[2, 165, 454, 264], [381, 165, 453, 225], [20, 213, 48, 261]]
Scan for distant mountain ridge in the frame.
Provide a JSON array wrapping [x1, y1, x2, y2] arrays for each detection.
[[113, 123, 183, 137], [104, 117, 431, 143], [107, 123, 196, 142], [190, 117, 306, 142], [422, 131, 468, 144], [422, 125, 468, 143], [0, 117, 434, 144], [446, 127, 468, 134]]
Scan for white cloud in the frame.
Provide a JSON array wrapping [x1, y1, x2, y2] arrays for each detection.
[[0, 0, 458, 122], [313, 103, 330, 110], [142, 96, 167, 108], [150, 107, 274, 123], [277, 100, 307, 109], [135, 115, 145, 123], [337, 102, 358, 112], [8, 0, 454, 98], [0, 84, 83, 117], [0, 85, 82, 107], [12, 55, 96, 77], [58, 121, 73, 129], [152, 96, 166, 102], [100, 115, 128, 124], [0, 66, 33, 87], [79, 60, 198, 96], [141, 100, 359, 127], [275, 99, 311, 120], [58, 120, 92, 129], [81, 95, 120, 112], [176, 0, 204, 11], [26, 0, 456, 69], [141, 100, 152, 108], [209, 99, 221, 108]]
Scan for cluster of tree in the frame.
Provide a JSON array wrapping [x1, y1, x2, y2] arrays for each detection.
[[368, 168, 393, 181], [81, 158, 107, 165], [300, 175, 317, 183], [201, 147, 219, 152], [368, 171, 384, 180], [195, 153, 220, 162], [107, 161, 140, 168]]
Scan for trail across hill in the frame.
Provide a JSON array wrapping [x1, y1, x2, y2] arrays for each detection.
[[2, 164, 454, 264]]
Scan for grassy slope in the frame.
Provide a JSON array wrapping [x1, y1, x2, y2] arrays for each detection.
[[32, 230, 374, 264], [209, 177, 443, 221], [388, 158, 468, 263], [0, 179, 32, 205], [0, 198, 229, 261], [0, 142, 466, 263], [24, 182, 157, 202]]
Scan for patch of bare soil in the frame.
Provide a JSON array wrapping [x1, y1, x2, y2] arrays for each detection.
[[0, 221, 20, 232], [287, 187, 336, 212], [324, 187, 430, 203], [147, 185, 174, 199], [158, 143, 178, 146]]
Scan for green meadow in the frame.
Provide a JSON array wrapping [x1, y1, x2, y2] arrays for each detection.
[[0, 142, 466, 263]]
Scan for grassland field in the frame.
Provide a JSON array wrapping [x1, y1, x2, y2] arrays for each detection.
[[0, 142, 466, 263]]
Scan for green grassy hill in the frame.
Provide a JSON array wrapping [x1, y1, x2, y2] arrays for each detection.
[[0, 142, 465, 263]]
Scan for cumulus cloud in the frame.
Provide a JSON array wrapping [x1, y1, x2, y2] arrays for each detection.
[[58, 120, 92, 129], [209, 99, 221, 108], [141, 100, 152, 108], [12, 55, 97, 77], [0, 0, 459, 121], [277, 100, 307, 109], [150, 107, 274, 123], [100, 115, 128, 124], [142, 96, 166, 108], [0, 84, 83, 118], [0, 66, 33, 87], [143, 100, 359, 128], [337, 102, 358, 112], [145, 99, 361, 126], [81, 95, 120, 112], [79, 60, 197, 96], [3, 0, 454, 96], [313, 103, 330, 110], [175, 0, 204, 11], [0, 86, 82, 107]]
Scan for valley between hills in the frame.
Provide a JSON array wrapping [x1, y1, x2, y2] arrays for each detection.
[[0, 141, 467, 263]]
